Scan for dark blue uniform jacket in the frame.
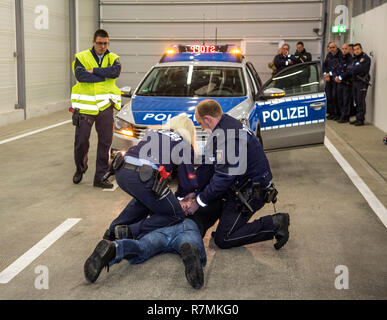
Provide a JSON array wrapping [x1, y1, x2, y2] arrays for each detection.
[[74, 47, 121, 83], [323, 50, 342, 78], [274, 54, 297, 74], [337, 53, 354, 81], [342, 52, 371, 80], [196, 114, 272, 206], [125, 129, 198, 198]]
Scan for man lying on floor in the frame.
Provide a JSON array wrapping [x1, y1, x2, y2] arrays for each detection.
[[84, 198, 222, 289]]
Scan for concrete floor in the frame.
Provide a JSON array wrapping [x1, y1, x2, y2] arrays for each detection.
[[0, 110, 386, 300]]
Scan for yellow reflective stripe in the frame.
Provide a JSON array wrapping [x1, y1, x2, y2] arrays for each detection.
[[71, 93, 96, 102], [71, 102, 99, 111]]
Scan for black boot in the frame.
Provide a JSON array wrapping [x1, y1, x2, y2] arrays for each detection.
[[84, 240, 116, 283], [114, 225, 133, 240], [272, 213, 290, 250], [103, 229, 115, 241], [179, 242, 204, 289]]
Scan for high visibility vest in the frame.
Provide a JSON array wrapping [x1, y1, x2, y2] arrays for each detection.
[[71, 49, 121, 115]]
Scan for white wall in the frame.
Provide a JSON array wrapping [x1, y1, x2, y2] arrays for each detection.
[[351, 2, 387, 132]]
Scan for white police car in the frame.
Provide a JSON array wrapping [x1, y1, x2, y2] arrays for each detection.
[[113, 44, 326, 153]]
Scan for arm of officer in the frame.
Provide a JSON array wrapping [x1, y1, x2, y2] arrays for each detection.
[[175, 163, 199, 200], [74, 58, 105, 83], [352, 56, 371, 76], [273, 55, 285, 70], [92, 58, 122, 79]]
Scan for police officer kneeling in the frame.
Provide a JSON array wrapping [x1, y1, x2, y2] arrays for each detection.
[[186, 100, 290, 250]]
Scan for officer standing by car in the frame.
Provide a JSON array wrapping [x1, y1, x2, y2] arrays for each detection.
[[273, 44, 297, 74], [293, 41, 312, 63], [346, 43, 371, 126], [185, 99, 290, 250], [71, 29, 121, 188], [334, 43, 354, 123], [323, 42, 342, 120]]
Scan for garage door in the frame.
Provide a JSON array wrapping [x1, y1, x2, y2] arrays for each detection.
[[0, 0, 18, 115], [100, 0, 324, 89]]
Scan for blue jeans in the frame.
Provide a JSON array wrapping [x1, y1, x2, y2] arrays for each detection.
[[109, 219, 207, 267], [109, 166, 185, 239]]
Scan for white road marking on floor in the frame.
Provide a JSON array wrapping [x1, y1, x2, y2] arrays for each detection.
[[325, 137, 387, 228], [103, 179, 118, 192], [0, 218, 81, 284], [0, 120, 72, 145]]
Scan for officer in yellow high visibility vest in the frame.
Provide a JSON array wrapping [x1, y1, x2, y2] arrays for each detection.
[[71, 29, 121, 188]]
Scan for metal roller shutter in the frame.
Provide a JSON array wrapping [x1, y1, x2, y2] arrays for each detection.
[[100, 0, 324, 88]]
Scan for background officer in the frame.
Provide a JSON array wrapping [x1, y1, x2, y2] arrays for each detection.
[[334, 43, 354, 123], [71, 29, 121, 188], [347, 43, 371, 126], [273, 44, 297, 74], [186, 99, 290, 250], [293, 41, 312, 63], [323, 42, 342, 120]]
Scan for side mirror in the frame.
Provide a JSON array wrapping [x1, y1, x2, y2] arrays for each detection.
[[260, 88, 285, 99], [120, 86, 132, 98]]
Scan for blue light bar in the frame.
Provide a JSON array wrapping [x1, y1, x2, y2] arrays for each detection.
[[161, 52, 240, 63]]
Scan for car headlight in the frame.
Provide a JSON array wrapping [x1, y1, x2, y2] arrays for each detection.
[[114, 117, 134, 137]]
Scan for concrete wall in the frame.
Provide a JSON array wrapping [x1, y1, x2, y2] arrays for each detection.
[[351, 2, 387, 132]]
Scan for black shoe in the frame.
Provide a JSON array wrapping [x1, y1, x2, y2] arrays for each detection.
[[327, 115, 335, 120], [73, 165, 88, 184], [114, 225, 133, 240], [338, 118, 349, 123], [272, 213, 290, 250], [73, 171, 83, 184], [103, 229, 115, 241], [349, 120, 358, 125], [179, 242, 204, 289], [93, 180, 113, 189], [354, 121, 364, 126], [332, 116, 340, 121], [84, 240, 116, 283]]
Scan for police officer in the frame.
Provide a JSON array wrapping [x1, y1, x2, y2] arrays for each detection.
[[293, 41, 312, 63], [323, 42, 342, 120], [71, 29, 122, 188], [347, 43, 371, 126], [334, 44, 354, 123], [273, 44, 297, 74], [185, 99, 290, 250], [103, 114, 198, 241]]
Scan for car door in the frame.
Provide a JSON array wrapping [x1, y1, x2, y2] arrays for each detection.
[[253, 61, 326, 150]]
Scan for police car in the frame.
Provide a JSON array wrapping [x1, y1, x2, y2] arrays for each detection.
[[113, 44, 326, 154]]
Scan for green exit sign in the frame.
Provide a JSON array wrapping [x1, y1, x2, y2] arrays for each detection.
[[332, 25, 347, 33]]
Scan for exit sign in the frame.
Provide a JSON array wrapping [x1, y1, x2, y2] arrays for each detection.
[[332, 25, 347, 33]]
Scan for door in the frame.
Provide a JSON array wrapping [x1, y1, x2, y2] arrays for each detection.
[[254, 61, 326, 150]]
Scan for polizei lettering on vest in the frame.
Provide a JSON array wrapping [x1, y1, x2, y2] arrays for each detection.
[[147, 304, 182, 317], [262, 106, 308, 123]]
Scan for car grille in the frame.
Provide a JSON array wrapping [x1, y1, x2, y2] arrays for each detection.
[[131, 125, 209, 144]]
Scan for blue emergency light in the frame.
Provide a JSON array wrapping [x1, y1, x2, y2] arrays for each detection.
[[160, 44, 243, 63]]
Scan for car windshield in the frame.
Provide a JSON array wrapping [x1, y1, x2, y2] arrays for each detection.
[[136, 66, 246, 97]]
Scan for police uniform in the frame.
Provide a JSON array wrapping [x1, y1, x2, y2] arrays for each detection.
[[293, 49, 312, 64], [71, 47, 121, 185], [336, 52, 354, 122], [195, 114, 278, 249], [108, 129, 198, 240], [344, 52, 371, 124], [323, 50, 342, 120], [273, 53, 297, 74]]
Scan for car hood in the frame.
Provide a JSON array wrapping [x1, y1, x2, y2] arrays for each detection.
[[129, 96, 248, 125]]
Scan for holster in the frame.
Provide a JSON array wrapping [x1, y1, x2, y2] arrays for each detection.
[[72, 108, 80, 127], [138, 165, 154, 183], [151, 172, 171, 200], [101, 152, 125, 181]]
